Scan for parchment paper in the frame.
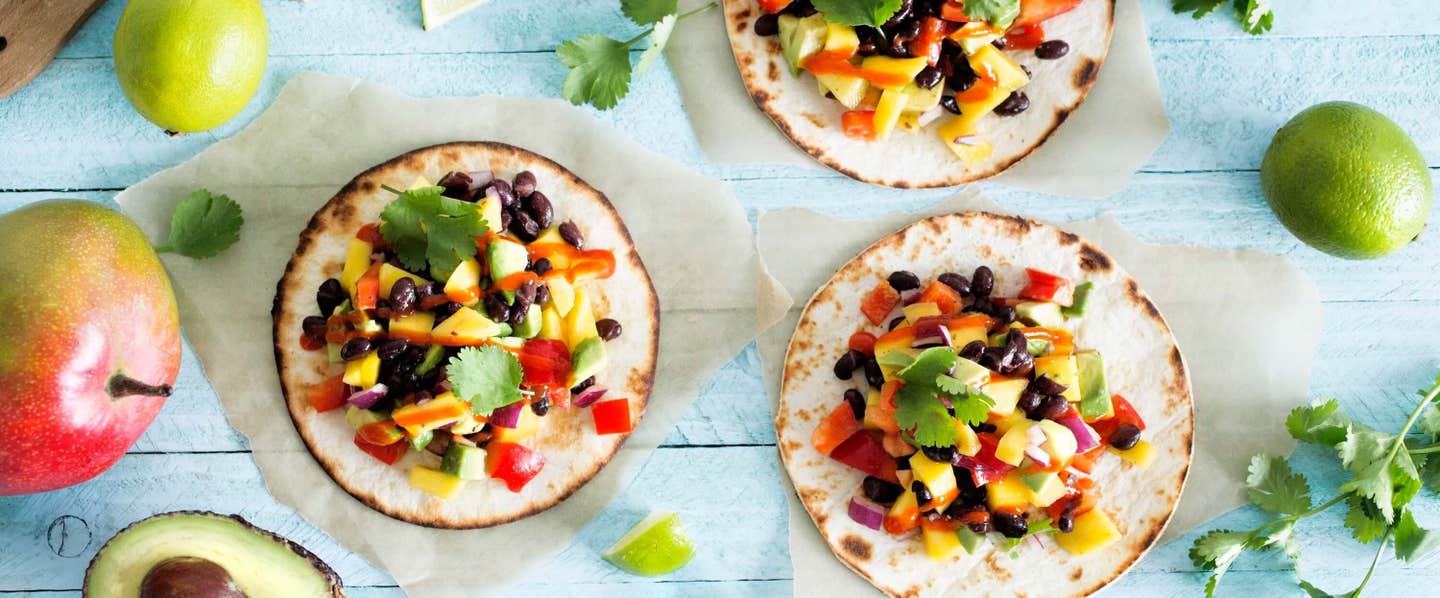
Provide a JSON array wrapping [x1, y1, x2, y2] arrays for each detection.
[[755, 190, 1324, 596], [115, 73, 765, 597], [667, 0, 1168, 197]]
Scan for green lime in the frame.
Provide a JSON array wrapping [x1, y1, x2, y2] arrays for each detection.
[[1261, 101, 1432, 259], [602, 511, 696, 576], [113, 0, 268, 133], [420, 0, 488, 30]]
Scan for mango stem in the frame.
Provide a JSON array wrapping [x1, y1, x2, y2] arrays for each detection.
[[106, 373, 173, 399]]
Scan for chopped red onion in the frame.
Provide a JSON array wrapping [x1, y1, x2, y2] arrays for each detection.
[[489, 401, 524, 429], [848, 495, 887, 530], [1029, 534, 1045, 549], [466, 170, 495, 191], [912, 325, 953, 349], [1024, 445, 1051, 467], [1027, 424, 1048, 446], [917, 105, 945, 127], [346, 384, 388, 409], [1064, 466, 1091, 479], [953, 135, 981, 146], [1055, 413, 1101, 453], [572, 385, 609, 408]]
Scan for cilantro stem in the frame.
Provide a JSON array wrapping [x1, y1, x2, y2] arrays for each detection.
[[154, 245, 173, 254], [1382, 380, 1440, 467], [1352, 526, 1393, 597], [1409, 445, 1440, 455], [381, 184, 403, 195], [622, 2, 717, 47]]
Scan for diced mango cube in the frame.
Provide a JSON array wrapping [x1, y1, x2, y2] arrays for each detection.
[[824, 23, 860, 56], [493, 406, 540, 443], [409, 466, 464, 499], [903, 302, 942, 324], [948, 325, 989, 349], [982, 378, 1028, 417], [986, 472, 1030, 511], [539, 305, 566, 341], [407, 175, 433, 190], [816, 73, 869, 109], [1034, 355, 1081, 403], [341, 238, 375, 297], [922, 525, 963, 561], [388, 311, 435, 344], [546, 275, 576, 317], [994, 420, 1031, 466], [563, 287, 599, 351], [445, 257, 482, 306], [968, 45, 1030, 90], [911, 453, 958, 501], [873, 87, 908, 140], [478, 197, 503, 233], [430, 306, 502, 346], [378, 263, 423, 297], [943, 136, 996, 164], [954, 423, 980, 456], [1055, 510, 1122, 555], [860, 56, 929, 91], [1110, 440, 1157, 468], [343, 351, 380, 388]]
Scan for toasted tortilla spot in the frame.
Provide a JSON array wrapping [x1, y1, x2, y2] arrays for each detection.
[[803, 113, 826, 128], [1058, 231, 1080, 246], [1078, 243, 1112, 273], [1070, 567, 1083, 581], [767, 60, 780, 82], [736, 19, 749, 33], [841, 535, 873, 561], [1074, 57, 1100, 88]]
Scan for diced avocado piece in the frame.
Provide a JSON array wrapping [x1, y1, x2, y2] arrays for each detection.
[[494, 322, 514, 338], [513, 304, 543, 339], [569, 336, 607, 387], [1026, 339, 1052, 357], [493, 336, 525, 350], [326, 342, 343, 364], [956, 527, 986, 554], [1021, 471, 1067, 508], [876, 349, 917, 369], [82, 512, 344, 597], [950, 357, 991, 388], [1075, 350, 1114, 419], [902, 82, 944, 113], [1062, 282, 1096, 317], [486, 239, 530, 287], [1016, 301, 1065, 328], [408, 429, 433, 452], [441, 443, 488, 481], [416, 344, 446, 376], [816, 73, 868, 109], [780, 14, 828, 76], [345, 406, 388, 429]]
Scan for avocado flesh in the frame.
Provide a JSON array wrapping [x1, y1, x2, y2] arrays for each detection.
[[486, 239, 530, 287], [780, 14, 827, 77], [1075, 350, 1113, 420], [85, 511, 342, 598]]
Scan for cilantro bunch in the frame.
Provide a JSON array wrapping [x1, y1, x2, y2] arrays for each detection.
[[1191, 374, 1440, 597], [558, 1, 717, 110], [1173, 0, 1274, 35], [378, 185, 488, 279]]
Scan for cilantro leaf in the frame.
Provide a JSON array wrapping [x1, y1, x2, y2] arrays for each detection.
[[1234, 0, 1274, 34], [1338, 428, 1422, 523], [935, 375, 995, 426], [157, 190, 244, 259], [446, 346, 524, 415], [622, 0, 677, 25], [636, 14, 676, 75], [962, 0, 1021, 29], [1297, 579, 1342, 598], [812, 0, 904, 28], [379, 186, 487, 278], [893, 348, 961, 447], [1345, 495, 1388, 544], [1190, 529, 1249, 597], [1249, 519, 1300, 564], [1245, 454, 1311, 515], [1286, 399, 1353, 447], [1394, 509, 1440, 562], [1001, 517, 1055, 552], [1172, 0, 1225, 19], [1419, 405, 1440, 437], [558, 34, 633, 110]]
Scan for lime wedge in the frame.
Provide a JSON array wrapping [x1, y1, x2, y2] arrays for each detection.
[[602, 511, 696, 576], [419, 0, 487, 31]]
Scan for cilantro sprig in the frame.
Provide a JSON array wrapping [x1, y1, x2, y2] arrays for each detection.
[[892, 347, 995, 448], [1190, 374, 1440, 597], [811, 0, 904, 28], [378, 185, 488, 279], [1173, 0, 1274, 35], [156, 190, 244, 259], [446, 345, 524, 416], [558, 1, 716, 110]]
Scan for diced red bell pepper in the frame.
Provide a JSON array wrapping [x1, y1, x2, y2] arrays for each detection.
[[356, 222, 383, 245], [1014, 0, 1084, 28], [1019, 268, 1074, 305], [954, 433, 1014, 486], [940, 0, 969, 22], [1091, 394, 1146, 440], [543, 384, 572, 410], [308, 375, 348, 413], [757, 0, 794, 14], [354, 263, 383, 311], [842, 110, 879, 141], [881, 432, 918, 457], [592, 399, 633, 435], [519, 339, 572, 388], [830, 430, 899, 483], [812, 401, 862, 455], [354, 433, 406, 465], [1003, 24, 1046, 50], [860, 280, 901, 326], [486, 442, 546, 492], [916, 280, 963, 315], [910, 17, 954, 66], [848, 331, 878, 355], [357, 421, 405, 446], [299, 333, 326, 351]]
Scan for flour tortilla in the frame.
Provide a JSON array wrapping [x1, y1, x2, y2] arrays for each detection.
[[777, 213, 1191, 597], [273, 142, 659, 529], [723, 0, 1114, 188]]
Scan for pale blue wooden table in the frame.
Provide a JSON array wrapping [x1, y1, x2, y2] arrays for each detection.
[[3, 1, 1439, 596]]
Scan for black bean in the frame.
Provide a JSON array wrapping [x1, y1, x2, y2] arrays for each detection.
[[940, 95, 961, 115], [885, 39, 911, 58], [1018, 389, 1044, 416], [1029, 374, 1068, 397], [887, 271, 921, 292], [513, 170, 538, 198], [572, 376, 596, 394], [833, 350, 859, 380], [947, 56, 976, 91], [370, 300, 393, 321], [844, 389, 867, 419], [889, 316, 907, 331], [316, 278, 345, 316], [534, 284, 550, 306], [954, 470, 988, 505], [530, 395, 551, 416], [974, 422, 997, 433], [529, 257, 553, 275], [1056, 502, 1077, 533], [754, 13, 780, 36], [340, 337, 372, 361], [1020, 64, 1032, 78], [482, 292, 510, 324], [597, 318, 623, 341], [855, 27, 882, 56], [937, 272, 970, 296], [784, 0, 817, 17], [998, 330, 1034, 376], [438, 171, 475, 201], [862, 476, 904, 504], [914, 66, 942, 90], [921, 444, 959, 465], [971, 266, 994, 297], [500, 209, 512, 230], [376, 338, 409, 362], [994, 511, 1028, 538], [965, 296, 992, 315], [525, 191, 554, 229], [1110, 424, 1142, 450], [490, 179, 517, 208], [301, 316, 327, 343], [911, 480, 933, 506], [882, 0, 912, 26], [992, 305, 1018, 326], [509, 282, 535, 326], [958, 340, 987, 361], [977, 349, 1002, 372], [863, 357, 885, 388], [433, 301, 463, 323], [558, 221, 585, 249], [1034, 396, 1070, 421], [389, 278, 417, 317], [509, 209, 540, 241], [895, 18, 922, 40], [913, 0, 939, 17], [991, 37, 1009, 50], [1036, 40, 1070, 60], [967, 516, 992, 535], [856, 41, 879, 56], [895, 454, 912, 471], [414, 281, 437, 304], [994, 91, 1030, 116]]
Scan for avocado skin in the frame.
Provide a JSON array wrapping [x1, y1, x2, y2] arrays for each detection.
[[84, 511, 344, 597]]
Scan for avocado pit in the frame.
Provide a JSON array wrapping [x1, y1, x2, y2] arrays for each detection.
[[140, 558, 244, 598]]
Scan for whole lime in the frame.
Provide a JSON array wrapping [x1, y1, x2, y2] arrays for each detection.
[[1261, 102, 1432, 259], [113, 0, 268, 133]]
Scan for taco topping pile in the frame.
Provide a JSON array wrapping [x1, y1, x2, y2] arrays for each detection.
[[813, 266, 1151, 560], [754, 0, 1082, 163], [297, 170, 630, 499]]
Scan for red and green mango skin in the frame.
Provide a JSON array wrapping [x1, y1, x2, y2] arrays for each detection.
[[0, 201, 181, 495]]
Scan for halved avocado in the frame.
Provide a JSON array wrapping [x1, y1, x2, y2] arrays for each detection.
[[84, 511, 343, 597]]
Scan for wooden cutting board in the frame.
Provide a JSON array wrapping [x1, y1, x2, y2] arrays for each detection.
[[0, 0, 108, 99]]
